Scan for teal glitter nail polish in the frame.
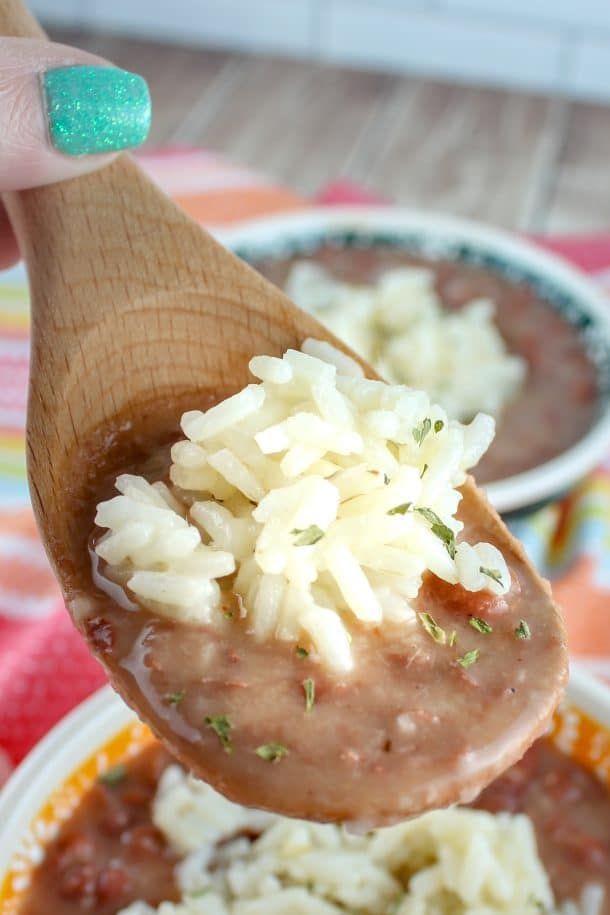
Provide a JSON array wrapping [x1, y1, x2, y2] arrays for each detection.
[[43, 65, 151, 156]]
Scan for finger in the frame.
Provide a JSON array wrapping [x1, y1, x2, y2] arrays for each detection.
[[0, 200, 19, 269], [0, 37, 151, 192]]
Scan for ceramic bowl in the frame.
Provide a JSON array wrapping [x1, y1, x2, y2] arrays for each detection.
[[218, 207, 610, 513]]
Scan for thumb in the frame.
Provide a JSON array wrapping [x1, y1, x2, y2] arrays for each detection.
[[0, 37, 151, 191]]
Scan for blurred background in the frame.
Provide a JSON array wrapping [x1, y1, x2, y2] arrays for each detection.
[[28, 0, 610, 234]]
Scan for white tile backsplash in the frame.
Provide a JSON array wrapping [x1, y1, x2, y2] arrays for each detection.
[[444, 0, 610, 31], [88, 0, 316, 55], [29, 0, 610, 102], [569, 36, 610, 100], [320, 3, 563, 91]]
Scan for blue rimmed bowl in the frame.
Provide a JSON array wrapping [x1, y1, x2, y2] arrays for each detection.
[[217, 207, 610, 514]]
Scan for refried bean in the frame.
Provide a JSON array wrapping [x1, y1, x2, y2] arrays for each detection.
[[63, 427, 566, 827], [17, 744, 179, 915], [18, 738, 610, 915]]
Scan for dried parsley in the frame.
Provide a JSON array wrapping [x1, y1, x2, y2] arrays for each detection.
[[515, 619, 531, 640], [165, 690, 185, 706], [303, 678, 315, 712], [99, 764, 127, 787], [256, 742, 288, 762], [412, 417, 432, 446], [295, 645, 309, 658], [388, 502, 411, 516], [469, 616, 493, 634], [434, 419, 444, 433], [415, 507, 456, 558], [292, 525, 325, 546], [418, 611, 446, 645], [480, 566, 503, 586], [205, 715, 233, 753], [448, 630, 457, 647], [457, 648, 480, 668], [420, 463, 429, 479], [383, 473, 390, 485], [223, 609, 234, 619]]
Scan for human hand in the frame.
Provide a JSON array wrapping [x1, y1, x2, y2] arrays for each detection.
[[0, 36, 151, 269]]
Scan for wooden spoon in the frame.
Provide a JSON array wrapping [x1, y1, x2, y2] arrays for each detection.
[[2, 1, 567, 826]]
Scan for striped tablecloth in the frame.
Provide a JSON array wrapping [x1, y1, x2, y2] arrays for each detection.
[[1, 149, 610, 777]]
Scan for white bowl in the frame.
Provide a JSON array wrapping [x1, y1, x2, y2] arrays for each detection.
[[0, 667, 609, 912], [217, 207, 610, 514]]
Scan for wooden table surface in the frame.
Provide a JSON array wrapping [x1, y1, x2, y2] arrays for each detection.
[[52, 27, 610, 235]]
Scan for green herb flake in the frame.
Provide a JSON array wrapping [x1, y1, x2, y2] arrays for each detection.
[[412, 417, 432, 446], [415, 507, 456, 558], [291, 525, 325, 546], [303, 678, 315, 712], [515, 619, 531, 640], [256, 742, 288, 762], [418, 611, 446, 645], [99, 764, 127, 787], [164, 690, 185, 706], [434, 420, 444, 433], [469, 616, 493, 635], [205, 715, 233, 753], [383, 473, 390, 485], [457, 648, 480, 669], [188, 889, 211, 899], [448, 630, 457, 647], [388, 502, 411, 516], [480, 566, 504, 586], [388, 893, 406, 915], [223, 609, 233, 619], [420, 463, 429, 479], [295, 645, 309, 658]]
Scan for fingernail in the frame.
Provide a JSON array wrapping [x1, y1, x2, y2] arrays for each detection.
[[43, 65, 151, 156]]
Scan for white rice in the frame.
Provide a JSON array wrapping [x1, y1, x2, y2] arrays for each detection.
[[286, 262, 527, 423], [117, 765, 604, 915], [95, 341, 510, 672]]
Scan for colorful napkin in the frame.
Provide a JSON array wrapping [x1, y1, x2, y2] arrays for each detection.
[[1, 149, 609, 780]]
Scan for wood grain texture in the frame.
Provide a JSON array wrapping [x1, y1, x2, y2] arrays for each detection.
[[42, 28, 574, 232], [72, 33, 239, 146], [546, 101, 610, 233], [6, 151, 337, 582], [344, 81, 562, 230], [47, 28, 610, 234]]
